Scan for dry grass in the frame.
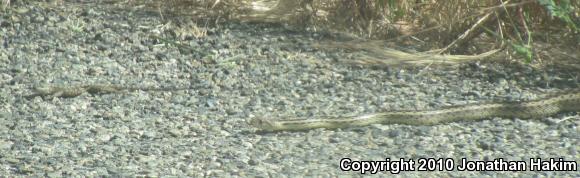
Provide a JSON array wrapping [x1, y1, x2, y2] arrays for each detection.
[[149, 0, 577, 66], [4, 0, 577, 67]]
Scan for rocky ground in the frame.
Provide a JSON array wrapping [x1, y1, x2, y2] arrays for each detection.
[[0, 1, 578, 177]]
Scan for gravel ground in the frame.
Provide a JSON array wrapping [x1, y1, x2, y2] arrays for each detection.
[[1, 1, 578, 177]]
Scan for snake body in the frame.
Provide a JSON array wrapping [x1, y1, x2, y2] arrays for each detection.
[[26, 84, 193, 98], [250, 90, 580, 132]]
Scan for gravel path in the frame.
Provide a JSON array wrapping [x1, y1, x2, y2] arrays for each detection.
[[1, 1, 578, 177]]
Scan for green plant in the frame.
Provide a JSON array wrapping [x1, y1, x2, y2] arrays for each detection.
[[538, 0, 578, 31], [512, 10, 534, 63]]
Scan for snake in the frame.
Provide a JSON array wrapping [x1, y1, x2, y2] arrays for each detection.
[[250, 89, 580, 132]]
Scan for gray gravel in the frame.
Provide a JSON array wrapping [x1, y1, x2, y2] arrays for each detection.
[[1, 1, 578, 177]]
